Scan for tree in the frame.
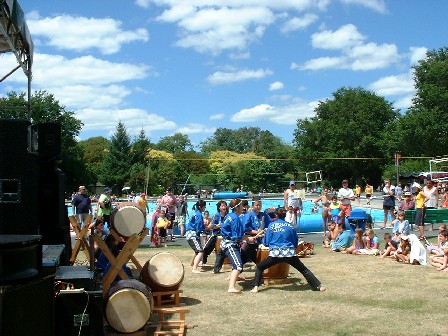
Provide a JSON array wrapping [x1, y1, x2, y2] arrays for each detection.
[[293, 87, 399, 186], [394, 47, 448, 157], [0, 90, 85, 187], [99, 122, 132, 193], [155, 133, 193, 153], [146, 149, 181, 195], [131, 129, 151, 164], [79, 136, 110, 180]]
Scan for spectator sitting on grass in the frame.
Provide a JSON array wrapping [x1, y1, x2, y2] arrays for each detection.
[[330, 222, 351, 252], [380, 233, 398, 258]]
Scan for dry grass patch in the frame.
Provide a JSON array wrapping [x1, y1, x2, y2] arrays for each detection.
[[129, 244, 447, 336]]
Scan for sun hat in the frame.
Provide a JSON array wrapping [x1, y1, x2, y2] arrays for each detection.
[[289, 180, 295, 185], [404, 191, 412, 196], [411, 182, 422, 189], [103, 187, 112, 193], [79, 185, 86, 190], [400, 234, 410, 241], [141, 192, 146, 196]]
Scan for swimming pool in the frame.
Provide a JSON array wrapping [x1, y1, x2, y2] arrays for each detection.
[[68, 198, 385, 234]]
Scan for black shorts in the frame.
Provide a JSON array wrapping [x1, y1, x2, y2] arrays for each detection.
[[415, 208, 425, 227], [158, 227, 167, 237], [167, 213, 175, 229], [366, 194, 371, 199], [383, 205, 395, 211]]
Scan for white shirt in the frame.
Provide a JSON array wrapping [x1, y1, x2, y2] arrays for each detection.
[[337, 187, 354, 205]]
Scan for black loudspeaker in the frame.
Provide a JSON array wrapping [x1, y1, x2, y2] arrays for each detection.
[[0, 119, 31, 155], [32, 123, 62, 162], [55, 290, 104, 336], [0, 119, 39, 235], [38, 163, 72, 264], [0, 275, 55, 336]]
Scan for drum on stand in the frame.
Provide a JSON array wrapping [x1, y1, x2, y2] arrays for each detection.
[[111, 202, 146, 238], [296, 241, 314, 257], [140, 252, 184, 292], [105, 279, 153, 333], [256, 245, 290, 279], [215, 236, 231, 264]]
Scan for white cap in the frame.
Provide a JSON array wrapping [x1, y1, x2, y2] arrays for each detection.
[[412, 182, 422, 189]]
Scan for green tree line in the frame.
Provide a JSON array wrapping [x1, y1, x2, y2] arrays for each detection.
[[1, 47, 447, 196]]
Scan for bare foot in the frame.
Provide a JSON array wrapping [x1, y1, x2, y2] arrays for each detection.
[[318, 286, 326, 292], [250, 287, 259, 293], [228, 288, 242, 294], [192, 269, 201, 274]]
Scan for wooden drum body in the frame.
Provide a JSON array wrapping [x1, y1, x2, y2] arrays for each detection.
[[105, 279, 153, 333], [111, 202, 146, 237], [256, 246, 290, 279], [140, 252, 184, 292]]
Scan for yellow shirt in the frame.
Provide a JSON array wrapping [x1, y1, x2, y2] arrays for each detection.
[[365, 186, 372, 194], [415, 192, 426, 209], [355, 186, 361, 195]]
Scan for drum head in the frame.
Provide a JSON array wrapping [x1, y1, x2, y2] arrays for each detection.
[[113, 205, 145, 237], [106, 288, 152, 333], [148, 252, 184, 288]]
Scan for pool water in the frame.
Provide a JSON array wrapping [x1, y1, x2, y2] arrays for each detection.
[[68, 198, 385, 234]]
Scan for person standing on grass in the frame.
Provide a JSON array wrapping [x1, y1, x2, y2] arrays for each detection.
[[381, 180, 395, 229], [337, 179, 355, 227], [365, 184, 372, 205], [314, 188, 332, 237], [423, 179, 439, 231], [185, 200, 207, 273], [251, 207, 325, 293], [413, 182, 430, 240], [203, 201, 228, 267], [220, 198, 256, 293]]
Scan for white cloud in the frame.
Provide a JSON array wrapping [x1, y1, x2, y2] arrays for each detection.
[[311, 24, 365, 50], [135, 0, 151, 8], [339, 0, 387, 14], [280, 13, 318, 33], [302, 25, 400, 71], [269, 81, 285, 91], [28, 14, 149, 54], [46, 85, 132, 110], [368, 72, 415, 96], [393, 95, 413, 111], [349, 43, 400, 70], [210, 113, 225, 120], [30, 53, 150, 87], [207, 68, 273, 85], [230, 99, 318, 125], [171, 7, 275, 55], [301, 56, 348, 70], [409, 47, 427, 65], [77, 108, 177, 135], [176, 123, 216, 135]]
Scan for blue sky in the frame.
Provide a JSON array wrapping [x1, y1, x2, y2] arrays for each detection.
[[1, 0, 447, 147]]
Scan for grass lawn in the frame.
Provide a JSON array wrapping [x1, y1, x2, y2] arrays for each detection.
[[130, 241, 448, 336]]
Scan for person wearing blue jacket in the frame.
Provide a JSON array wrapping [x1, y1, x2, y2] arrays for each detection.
[[202, 201, 228, 265], [221, 198, 255, 293], [241, 198, 271, 263], [251, 207, 325, 293], [185, 200, 207, 273]]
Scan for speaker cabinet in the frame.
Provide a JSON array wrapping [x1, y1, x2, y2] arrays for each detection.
[[55, 290, 104, 336], [0, 275, 55, 336], [0, 119, 39, 234], [32, 123, 62, 162]]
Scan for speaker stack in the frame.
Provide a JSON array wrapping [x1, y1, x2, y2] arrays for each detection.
[[0, 119, 39, 235]]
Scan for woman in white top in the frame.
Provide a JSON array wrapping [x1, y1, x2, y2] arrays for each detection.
[[424, 179, 439, 230]]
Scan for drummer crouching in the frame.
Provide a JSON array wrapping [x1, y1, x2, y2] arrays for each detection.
[[185, 200, 207, 273], [251, 207, 326, 293]]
